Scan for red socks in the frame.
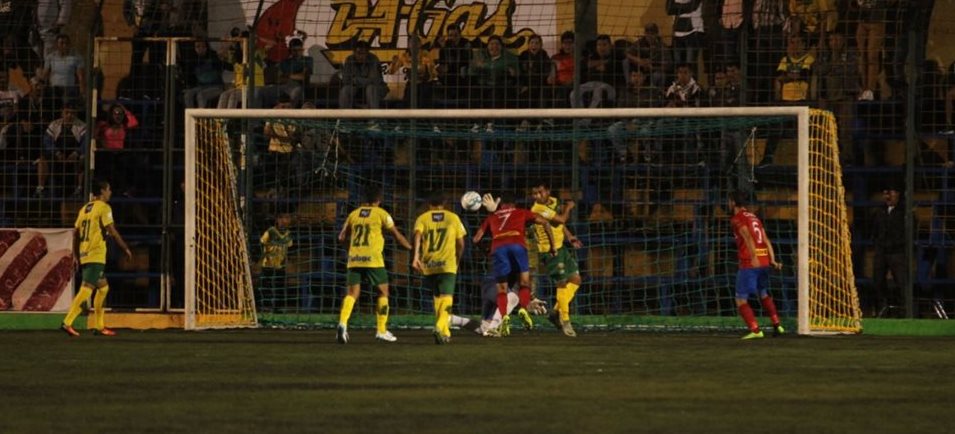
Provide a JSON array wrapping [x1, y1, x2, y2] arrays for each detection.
[[497, 292, 508, 317], [518, 286, 531, 308], [761, 296, 780, 326], [738, 303, 759, 332]]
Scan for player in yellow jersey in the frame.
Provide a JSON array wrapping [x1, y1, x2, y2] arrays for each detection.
[[411, 191, 467, 345], [61, 180, 132, 337], [531, 181, 584, 337], [336, 185, 412, 344]]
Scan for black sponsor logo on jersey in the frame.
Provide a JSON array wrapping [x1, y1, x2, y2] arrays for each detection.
[[431, 212, 445, 222], [359, 208, 371, 218], [350, 255, 372, 262]]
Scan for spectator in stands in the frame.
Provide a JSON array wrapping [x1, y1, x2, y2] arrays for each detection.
[[339, 40, 385, 113], [609, 67, 663, 163], [550, 31, 576, 107], [263, 94, 300, 196], [518, 34, 556, 110], [387, 34, 437, 108], [816, 31, 860, 163], [749, 0, 788, 103], [868, 182, 909, 317], [219, 29, 265, 109], [2, 35, 43, 91], [855, 0, 886, 101], [625, 23, 670, 88], [0, 111, 45, 197], [20, 77, 58, 124], [180, 39, 226, 109], [41, 102, 86, 197], [435, 25, 472, 95], [787, 0, 838, 49], [667, 0, 704, 71], [708, 63, 753, 196], [664, 63, 701, 108], [95, 103, 139, 196], [759, 35, 815, 167], [572, 34, 622, 110], [276, 37, 312, 106], [774, 34, 815, 102], [124, 0, 178, 77], [714, 0, 744, 69], [40, 34, 85, 112], [468, 35, 518, 131], [36, 0, 73, 57], [0, 0, 34, 57]]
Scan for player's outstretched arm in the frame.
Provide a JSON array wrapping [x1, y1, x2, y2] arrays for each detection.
[[389, 226, 413, 250], [564, 225, 583, 249], [106, 224, 133, 260]]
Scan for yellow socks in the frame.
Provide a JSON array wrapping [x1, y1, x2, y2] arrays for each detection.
[[557, 282, 580, 322], [376, 296, 389, 334], [63, 286, 93, 327], [93, 286, 110, 330], [339, 295, 356, 326], [435, 295, 453, 337]]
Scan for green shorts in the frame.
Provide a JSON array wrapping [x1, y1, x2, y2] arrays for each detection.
[[81, 263, 106, 286], [346, 267, 389, 286], [423, 273, 456, 295], [539, 248, 579, 283]]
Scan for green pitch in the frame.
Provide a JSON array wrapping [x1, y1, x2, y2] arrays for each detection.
[[1, 330, 952, 433]]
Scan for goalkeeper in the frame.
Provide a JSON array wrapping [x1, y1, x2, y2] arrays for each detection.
[[530, 181, 583, 337]]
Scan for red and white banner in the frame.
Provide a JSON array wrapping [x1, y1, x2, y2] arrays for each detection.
[[0, 229, 75, 312]]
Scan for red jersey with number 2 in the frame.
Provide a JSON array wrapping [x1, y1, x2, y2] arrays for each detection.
[[480, 206, 538, 253], [731, 209, 771, 269]]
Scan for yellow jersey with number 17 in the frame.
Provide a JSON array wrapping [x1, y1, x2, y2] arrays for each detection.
[[414, 210, 467, 275], [345, 206, 394, 268], [74, 200, 114, 264]]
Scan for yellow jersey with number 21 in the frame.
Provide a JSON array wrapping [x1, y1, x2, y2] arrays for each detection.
[[345, 206, 394, 268]]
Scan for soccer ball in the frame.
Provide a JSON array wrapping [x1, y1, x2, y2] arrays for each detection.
[[460, 191, 482, 211]]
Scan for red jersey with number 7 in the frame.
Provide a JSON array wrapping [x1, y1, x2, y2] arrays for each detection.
[[479, 206, 538, 253], [731, 209, 771, 269]]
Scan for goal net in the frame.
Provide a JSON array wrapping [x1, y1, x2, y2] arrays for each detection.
[[184, 107, 861, 334]]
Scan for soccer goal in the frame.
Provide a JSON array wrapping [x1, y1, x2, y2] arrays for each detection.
[[184, 107, 861, 334]]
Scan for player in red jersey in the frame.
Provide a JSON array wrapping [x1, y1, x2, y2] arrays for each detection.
[[473, 192, 556, 321], [729, 191, 785, 340]]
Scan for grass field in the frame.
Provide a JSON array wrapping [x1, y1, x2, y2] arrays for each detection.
[[1, 329, 953, 434]]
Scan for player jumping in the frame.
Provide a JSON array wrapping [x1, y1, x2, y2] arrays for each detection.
[[530, 181, 584, 337], [472, 191, 555, 328]]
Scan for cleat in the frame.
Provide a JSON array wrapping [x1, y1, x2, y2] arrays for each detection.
[[375, 330, 397, 342], [517, 308, 534, 330], [336, 324, 349, 344], [433, 330, 446, 345], [499, 315, 511, 336], [772, 325, 785, 337], [560, 321, 577, 337], [742, 330, 765, 340], [547, 310, 561, 330], [482, 328, 502, 338], [93, 328, 116, 336], [60, 324, 80, 337]]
